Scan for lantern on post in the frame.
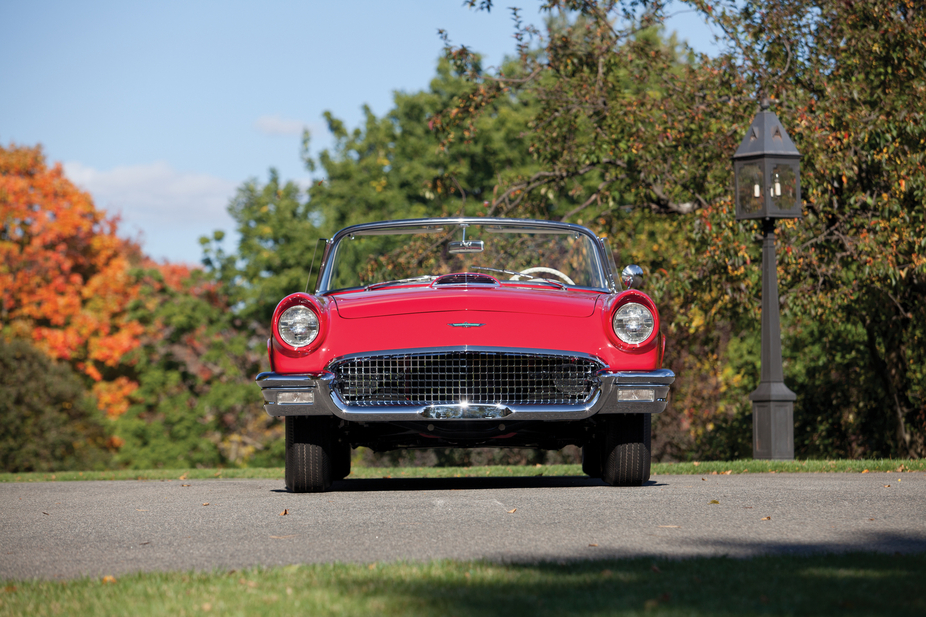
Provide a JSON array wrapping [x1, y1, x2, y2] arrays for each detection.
[[733, 99, 801, 460]]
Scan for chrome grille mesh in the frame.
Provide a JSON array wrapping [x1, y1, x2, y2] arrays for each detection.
[[330, 351, 602, 407]]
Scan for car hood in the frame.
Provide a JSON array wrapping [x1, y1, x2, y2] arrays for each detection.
[[331, 285, 600, 319]]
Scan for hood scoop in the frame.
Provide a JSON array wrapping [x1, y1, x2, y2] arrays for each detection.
[[431, 273, 499, 287]]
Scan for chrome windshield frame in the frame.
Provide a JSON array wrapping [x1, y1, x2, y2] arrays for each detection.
[[314, 217, 618, 294]]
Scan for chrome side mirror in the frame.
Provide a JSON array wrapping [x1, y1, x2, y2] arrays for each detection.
[[621, 264, 644, 290]]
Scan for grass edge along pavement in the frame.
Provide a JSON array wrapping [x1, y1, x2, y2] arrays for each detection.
[[1, 553, 924, 617], [1, 458, 922, 483]]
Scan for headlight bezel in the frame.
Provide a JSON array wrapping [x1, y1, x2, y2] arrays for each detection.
[[605, 291, 659, 351], [271, 293, 328, 354]]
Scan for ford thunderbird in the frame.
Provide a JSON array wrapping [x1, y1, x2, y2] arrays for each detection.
[[257, 218, 674, 492]]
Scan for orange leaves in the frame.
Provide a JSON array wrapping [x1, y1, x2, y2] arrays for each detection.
[[92, 377, 139, 418], [0, 143, 188, 419]]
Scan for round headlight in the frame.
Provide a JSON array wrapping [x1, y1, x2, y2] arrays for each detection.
[[612, 302, 654, 345], [279, 305, 319, 348]]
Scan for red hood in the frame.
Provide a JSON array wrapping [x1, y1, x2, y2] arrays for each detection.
[[331, 284, 599, 319]]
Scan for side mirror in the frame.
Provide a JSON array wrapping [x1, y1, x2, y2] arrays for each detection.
[[621, 264, 644, 290]]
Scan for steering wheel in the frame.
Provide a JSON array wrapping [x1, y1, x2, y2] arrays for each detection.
[[513, 267, 575, 286]]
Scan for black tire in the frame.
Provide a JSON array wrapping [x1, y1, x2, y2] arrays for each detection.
[[285, 416, 334, 493], [600, 413, 651, 487], [332, 437, 351, 481]]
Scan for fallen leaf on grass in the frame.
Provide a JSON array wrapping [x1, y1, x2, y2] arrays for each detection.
[[101, 576, 116, 584], [862, 469, 869, 473], [710, 471, 718, 475], [202, 602, 212, 612], [3, 585, 17, 593], [761, 516, 771, 521], [692, 462, 700, 466], [709, 500, 720, 504], [178, 473, 187, 480], [507, 508, 517, 514], [238, 578, 257, 588], [721, 470, 733, 475], [280, 509, 288, 516]]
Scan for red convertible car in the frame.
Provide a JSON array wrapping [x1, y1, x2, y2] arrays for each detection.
[[257, 218, 674, 492]]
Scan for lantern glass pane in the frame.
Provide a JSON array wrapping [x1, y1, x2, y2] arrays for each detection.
[[771, 164, 799, 211], [737, 163, 764, 214]]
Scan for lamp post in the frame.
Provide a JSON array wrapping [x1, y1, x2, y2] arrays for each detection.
[[733, 99, 801, 460]]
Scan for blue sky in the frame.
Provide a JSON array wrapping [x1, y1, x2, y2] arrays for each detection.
[[1, 1, 717, 264]]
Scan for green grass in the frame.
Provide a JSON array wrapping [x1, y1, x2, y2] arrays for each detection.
[[1, 458, 921, 483], [2, 553, 924, 616]]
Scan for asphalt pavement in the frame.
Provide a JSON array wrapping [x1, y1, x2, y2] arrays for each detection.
[[2, 472, 924, 580]]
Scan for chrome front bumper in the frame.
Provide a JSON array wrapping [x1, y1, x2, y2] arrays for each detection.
[[257, 368, 674, 421]]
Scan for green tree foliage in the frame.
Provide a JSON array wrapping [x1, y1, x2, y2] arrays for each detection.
[[110, 267, 272, 469], [0, 338, 112, 472], [441, 0, 926, 458], [203, 59, 541, 323]]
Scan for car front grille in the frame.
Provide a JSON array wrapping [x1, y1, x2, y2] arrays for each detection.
[[330, 350, 602, 407]]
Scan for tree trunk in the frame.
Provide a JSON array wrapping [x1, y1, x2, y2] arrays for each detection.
[[866, 327, 911, 458]]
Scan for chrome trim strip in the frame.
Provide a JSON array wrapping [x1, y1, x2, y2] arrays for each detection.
[[256, 367, 676, 419]]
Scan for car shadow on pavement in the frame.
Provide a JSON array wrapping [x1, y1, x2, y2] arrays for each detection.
[[270, 476, 667, 493]]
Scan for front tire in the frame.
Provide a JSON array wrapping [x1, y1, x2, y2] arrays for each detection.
[[285, 416, 334, 493], [600, 413, 651, 486]]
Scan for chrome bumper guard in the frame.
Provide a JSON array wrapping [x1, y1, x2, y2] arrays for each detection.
[[257, 368, 674, 421]]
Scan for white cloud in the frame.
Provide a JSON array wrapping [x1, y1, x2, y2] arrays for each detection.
[[254, 114, 308, 136], [63, 161, 239, 265]]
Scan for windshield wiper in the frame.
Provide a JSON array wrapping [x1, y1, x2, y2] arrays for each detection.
[[365, 276, 436, 291], [472, 266, 567, 289], [472, 266, 525, 279]]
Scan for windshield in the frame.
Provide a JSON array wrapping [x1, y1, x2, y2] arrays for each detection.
[[320, 221, 608, 293]]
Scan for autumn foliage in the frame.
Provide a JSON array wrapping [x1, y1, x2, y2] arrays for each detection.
[[1, 143, 270, 471], [2, 143, 157, 416]]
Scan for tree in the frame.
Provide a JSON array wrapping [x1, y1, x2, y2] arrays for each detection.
[[440, 0, 926, 458], [1, 143, 271, 469], [203, 58, 543, 323], [0, 338, 112, 472]]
